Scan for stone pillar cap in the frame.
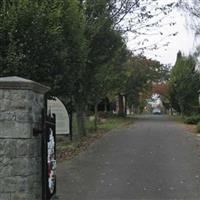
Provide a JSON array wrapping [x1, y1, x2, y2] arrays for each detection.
[[0, 76, 50, 94]]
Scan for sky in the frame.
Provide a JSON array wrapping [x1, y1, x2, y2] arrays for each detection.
[[126, 1, 197, 66]]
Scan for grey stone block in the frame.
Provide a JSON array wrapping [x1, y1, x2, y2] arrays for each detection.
[[0, 140, 16, 158], [0, 194, 10, 200], [10, 90, 28, 101], [0, 163, 12, 178], [3, 90, 11, 99], [10, 192, 41, 200], [10, 157, 40, 176], [11, 100, 31, 110], [15, 111, 32, 122], [0, 121, 32, 138], [0, 90, 4, 99], [0, 112, 16, 121], [0, 99, 11, 111]]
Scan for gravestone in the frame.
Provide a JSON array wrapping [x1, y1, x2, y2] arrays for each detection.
[[48, 97, 69, 135]]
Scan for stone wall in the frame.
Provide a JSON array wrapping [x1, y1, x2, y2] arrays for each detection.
[[0, 77, 49, 200]]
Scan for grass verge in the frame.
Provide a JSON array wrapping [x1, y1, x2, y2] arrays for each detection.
[[169, 115, 185, 123], [170, 115, 197, 134]]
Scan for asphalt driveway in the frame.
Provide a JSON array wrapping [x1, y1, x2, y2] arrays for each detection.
[[56, 115, 200, 200]]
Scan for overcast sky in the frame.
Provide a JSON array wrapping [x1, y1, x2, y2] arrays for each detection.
[[126, 2, 197, 66]]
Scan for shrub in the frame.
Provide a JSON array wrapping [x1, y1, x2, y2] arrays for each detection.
[[98, 111, 114, 118], [197, 122, 200, 133], [184, 115, 200, 125]]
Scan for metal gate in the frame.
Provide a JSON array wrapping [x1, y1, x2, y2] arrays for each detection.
[[42, 112, 56, 200]]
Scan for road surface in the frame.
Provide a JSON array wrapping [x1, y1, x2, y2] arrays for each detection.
[[56, 115, 200, 200]]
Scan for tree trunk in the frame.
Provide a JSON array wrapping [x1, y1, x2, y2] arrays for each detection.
[[75, 102, 86, 137], [178, 99, 184, 116], [94, 103, 98, 131], [180, 105, 184, 116], [124, 96, 127, 116], [118, 94, 124, 116], [104, 101, 108, 112]]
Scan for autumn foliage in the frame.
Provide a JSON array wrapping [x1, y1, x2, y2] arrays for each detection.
[[152, 83, 169, 96]]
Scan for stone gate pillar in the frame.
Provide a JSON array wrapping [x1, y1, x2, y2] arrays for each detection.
[[0, 76, 49, 200]]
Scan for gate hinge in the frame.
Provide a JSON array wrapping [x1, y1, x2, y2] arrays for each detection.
[[33, 128, 43, 136]]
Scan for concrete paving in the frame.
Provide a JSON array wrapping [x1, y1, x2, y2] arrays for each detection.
[[56, 115, 200, 200]]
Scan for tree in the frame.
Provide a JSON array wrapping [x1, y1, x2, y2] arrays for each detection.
[[112, 0, 178, 53], [56, 0, 88, 137], [169, 51, 200, 115], [0, 0, 89, 137], [82, 0, 178, 53], [124, 55, 169, 113], [178, 0, 200, 31], [80, 0, 129, 129], [0, 0, 178, 138], [0, 0, 70, 90]]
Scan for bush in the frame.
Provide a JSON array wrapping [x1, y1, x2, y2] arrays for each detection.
[[197, 122, 200, 133], [98, 111, 115, 118], [184, 115, 200, 125]]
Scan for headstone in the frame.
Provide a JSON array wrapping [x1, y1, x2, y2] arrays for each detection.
[[48, 97, 69, 135]]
